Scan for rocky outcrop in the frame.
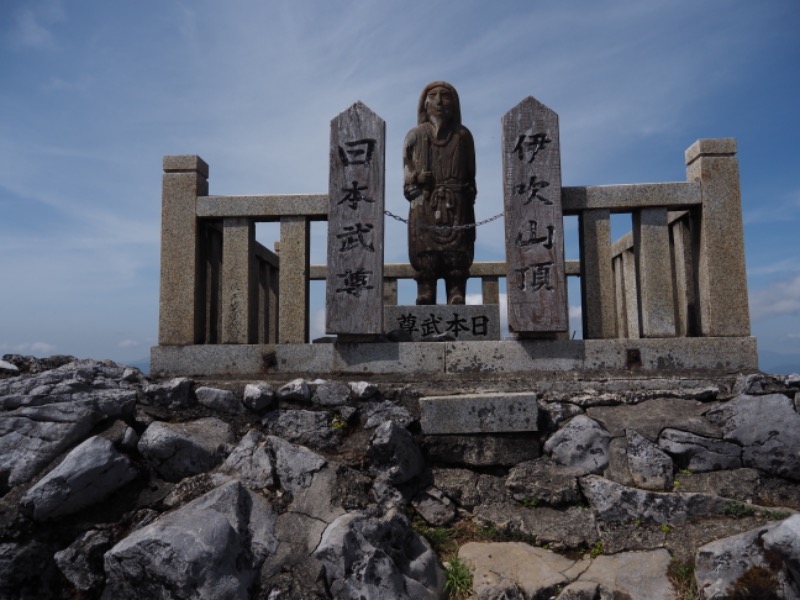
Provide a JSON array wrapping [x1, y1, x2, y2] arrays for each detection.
[[1, 355, 800, 599]]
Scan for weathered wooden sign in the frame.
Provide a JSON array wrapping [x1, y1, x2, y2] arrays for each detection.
[[502, 97, 568, 333], [326, 102, 385, 334]]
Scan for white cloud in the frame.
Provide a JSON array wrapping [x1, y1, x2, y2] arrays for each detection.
[[9, 1, 64, 50], [750, 274, 800, 320], [118, 339, 139, 349]]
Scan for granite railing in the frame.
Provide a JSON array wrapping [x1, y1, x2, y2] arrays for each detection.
[[157, 138, 749, 346]]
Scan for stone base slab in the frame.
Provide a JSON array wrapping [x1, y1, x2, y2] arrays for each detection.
[[420, 392, 538, 434], [150, 337, 758, 378]]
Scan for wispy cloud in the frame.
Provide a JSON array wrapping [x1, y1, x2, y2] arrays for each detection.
[[750, 274, 800, 320], [7, 0, 64, 50]]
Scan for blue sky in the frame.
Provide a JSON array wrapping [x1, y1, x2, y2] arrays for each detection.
[[1, 0, 798, 372]]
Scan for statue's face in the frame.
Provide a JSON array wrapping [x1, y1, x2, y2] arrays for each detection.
[[425, 86, 454, 120]]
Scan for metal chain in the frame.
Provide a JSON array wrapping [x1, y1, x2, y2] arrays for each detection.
[[383, 209, 504, 232]]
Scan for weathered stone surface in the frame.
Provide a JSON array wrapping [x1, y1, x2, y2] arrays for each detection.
[[574, 549, 675, 600], [626, 429, 674, 491], [412, 487, 456, 526], [473, 502, 598, 551], [267, 434, 326, 492], [460, 542, 574, 598], [431, 468, 505, 510], [21, 436, 137, 521], [658, 427, 742, 472], [763, 515, 800, 589], [103, 482, 277, 599], [54, 529, 114, 592], [369, 421, 424, 485], [361, 399, 415, 429], [276, 378, 311, 402], [0, 390, 136, 488], [312, 381, 351, 407], [675, 469, 760, 503], [385, 305, 502, 341], [695, 523, 797, 600], [138, 418, 233, 482], [215, 429, 274, 490], [143, 377, 194, 409], [261, 409, 342, 451], [538, 400, 584, 431], [708, 393, 800, 480], [423, 433, 539, 467], [0, 540, 64, 598], [315, 508, 444, 600], [604, 435, 635, 486], [544, 415, 610, 474], [420, 392, 538, 434], [195, 386, 243, 414], [349, 380, 379, 400], [506, 458, 584, 506], [581, 475, 729, 525], [242, 382, 274, 412], [588, 397, 721, 440]]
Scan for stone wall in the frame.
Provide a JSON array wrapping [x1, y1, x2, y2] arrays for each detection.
[[1, 355, 799, 599]]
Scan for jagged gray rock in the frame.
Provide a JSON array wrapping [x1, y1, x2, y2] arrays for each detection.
[[581, 475, 729, 525], [658, 427, 742, 472], [54, 529, 114, 592], [349, 380, 379, 400], [544, 415, 611, 475], [361, 399, 415, 429], [368, 421, 424, 485], [276, 378, 311, 402], [431, 467, 505, 510], [506, 457, 584, 506], [242, 382, 274, 412], [626, 429, 674, 491], [262, 409, 342, 451], [412, 487, 456, 526], [588, 397, 721, 440], [423, 433, 539, 467], [708, 392, 800, 481], [21, 435, 137, 521], [103, 481, 278, 599], [195, 386, 243, 414], [137, 417, 233, 482], [763, 514, 800, 591], [695, 522, 798, 599], [315, 508, 444, 600], [312, 381, 351, 407], [215, 429, 275, 490], [143, 376, 195, 409]]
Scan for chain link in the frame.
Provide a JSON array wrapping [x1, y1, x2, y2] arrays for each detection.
[[383, 209, 504, 232]]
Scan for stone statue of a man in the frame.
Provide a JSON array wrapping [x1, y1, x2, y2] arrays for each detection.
[[403, 81, 476, 305]]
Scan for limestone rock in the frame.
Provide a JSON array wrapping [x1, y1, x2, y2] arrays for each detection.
[[412, 487, 456, 526], [604, 435, 635, 486], [588, 397, 721, 440], [459, 542, 574, 598], [21, 435, 137, 521], [707, 393, 800, 481], [431, 467, 505, 510], [0, 540, 64, 598], [695, 523, 797, 599], [312, 381, 351, 407], [369, 421, 424, 485], [262, 409, 342, 451], [267, 434, 326, 492], [473, 501, 598, 551], [581, 475, 729, 525], [276, 378, 311, 402], [361, 399, 415, 429], [423, 433, 539, 467], [315, 508, 444, 600], [215, 429, 275, 490], [762, 515, 800, 589], [658, 427, 742, 472], [506, 457, 584, 506], [349, 380, 379, 400], [103, 481, 278, 599], [242, 382, 275, 412], [194, 386, 242, 415], [544, 415, 610, 475], [143, 377, 194, 409], [574, 549, 675, 600], [0, 389, 136, 488], [138, 418, 233, 482], [626, 429, 674, 491], [54, 529, 114, 592]]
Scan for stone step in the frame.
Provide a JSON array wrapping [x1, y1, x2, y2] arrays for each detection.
[[419, 392, 538, 435]]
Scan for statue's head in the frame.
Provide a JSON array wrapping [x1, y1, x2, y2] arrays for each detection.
[[417, 81, 462, 126]]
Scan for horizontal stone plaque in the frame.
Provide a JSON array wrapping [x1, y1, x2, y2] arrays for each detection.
[[420, 392, 538, 434], [385, 305, 501, 341]]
